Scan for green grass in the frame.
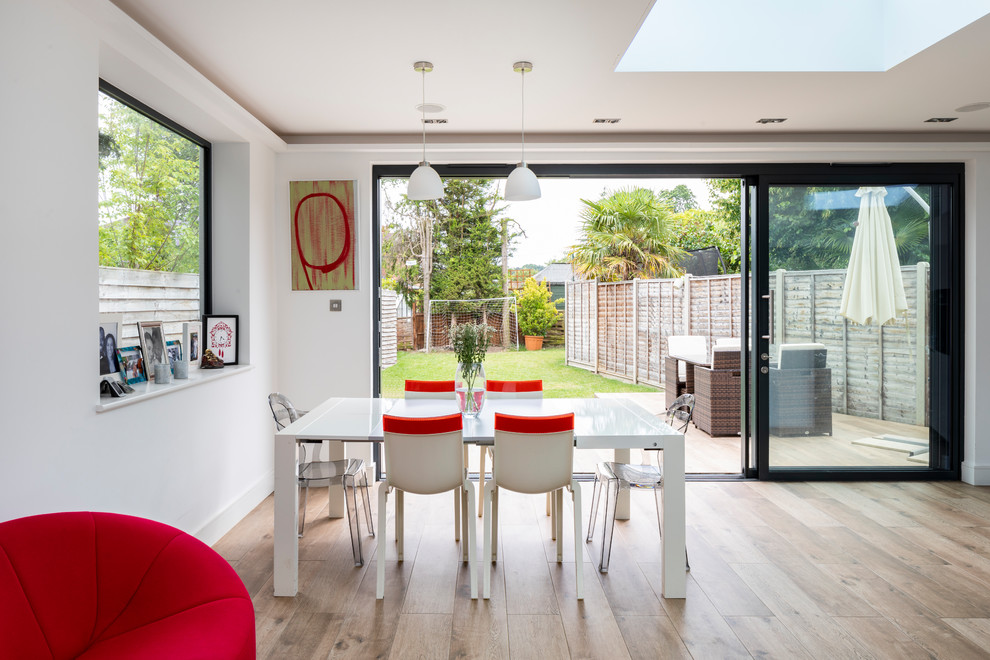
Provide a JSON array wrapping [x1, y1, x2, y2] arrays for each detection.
[[381, 348, 658, 398]]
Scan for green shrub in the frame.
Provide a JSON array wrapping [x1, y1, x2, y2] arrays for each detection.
[[515, 278, 561, 337]]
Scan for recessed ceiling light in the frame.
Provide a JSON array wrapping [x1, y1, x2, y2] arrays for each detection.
[[955, 102, 990, 113], [924, 117, 958, 123], [593, 118, 621, 124], [756, 118, 787, 124], [415, 103, 446, 114], [422, 118, 447, 124]]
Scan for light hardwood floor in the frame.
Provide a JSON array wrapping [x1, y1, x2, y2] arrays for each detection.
[[214, 479, 990, 659]]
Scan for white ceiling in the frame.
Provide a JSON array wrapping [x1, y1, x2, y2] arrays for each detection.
[[109, 0, 990, 140]]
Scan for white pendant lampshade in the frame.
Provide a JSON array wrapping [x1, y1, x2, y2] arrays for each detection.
[[504, 163, 541, 201], [504, 61, 540, 202], [408, 162, 444, 200], [407, 61, 444, 201]]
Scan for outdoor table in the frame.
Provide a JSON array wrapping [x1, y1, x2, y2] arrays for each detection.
[[665, 351, 711, 407], [273, 397, 687, 598]]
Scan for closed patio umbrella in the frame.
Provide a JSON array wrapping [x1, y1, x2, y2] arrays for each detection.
[[839, 187, 908, 326]]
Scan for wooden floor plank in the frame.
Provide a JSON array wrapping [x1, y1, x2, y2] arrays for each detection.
[[942, 617, 990, 650], [215, 480, 990, 659], [506, 615, 570, 660], [614, 614, 692, 660], [550, 561, 631, 660], [390, 613, 453, 660], [832, 616, 932, 660], [724, 615, 814, 660]]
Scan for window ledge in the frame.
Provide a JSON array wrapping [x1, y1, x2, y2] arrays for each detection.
[[95, 364, 254, 413]]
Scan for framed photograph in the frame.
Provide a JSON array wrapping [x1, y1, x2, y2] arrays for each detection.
[[183, 321, 202, 370], [166, 339, 182, 368], [99, 313, 124, 382], [137, 321, 168, 380], [117, 345, 146, 385], [203, 315, 238, 365]]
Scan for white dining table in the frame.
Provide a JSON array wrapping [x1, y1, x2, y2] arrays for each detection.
[[273, 396, 687, 598]]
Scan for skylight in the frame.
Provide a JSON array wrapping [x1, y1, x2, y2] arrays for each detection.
[[618, 0, 990, 72]]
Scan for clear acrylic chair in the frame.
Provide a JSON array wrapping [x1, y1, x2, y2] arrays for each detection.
[[268, 392, 374, 566], [586, 394, 693, 573], [377, 413, 477, 599], [483, 412, 582, 600]]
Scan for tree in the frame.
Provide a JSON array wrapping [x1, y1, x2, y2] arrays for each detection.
[[569, 188, 685, 281], [767, 185, 930, 271], [429, 179, 506, 300], [98, 93, 202, 273], [669, 208, 741, 273], [656, 184, 698, 214], [383, 178, 511, 302]]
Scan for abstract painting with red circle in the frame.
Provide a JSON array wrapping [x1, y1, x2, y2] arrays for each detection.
[[289, 180, 356, 290]]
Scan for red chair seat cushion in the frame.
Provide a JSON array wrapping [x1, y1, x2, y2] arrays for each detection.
[[0, 512, 255, 660]]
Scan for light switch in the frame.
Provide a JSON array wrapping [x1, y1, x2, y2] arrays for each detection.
[[329, 300, 342, 312]]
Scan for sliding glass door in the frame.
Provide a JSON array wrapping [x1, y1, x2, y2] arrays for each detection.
[[751, 167, 963, 479]]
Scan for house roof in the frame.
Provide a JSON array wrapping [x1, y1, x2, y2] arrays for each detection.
[[534, 263, 579, 284], [107, 0, 990, 140]]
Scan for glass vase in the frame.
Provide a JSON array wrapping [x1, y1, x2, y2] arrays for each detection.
[[455, 362, 487, 417]]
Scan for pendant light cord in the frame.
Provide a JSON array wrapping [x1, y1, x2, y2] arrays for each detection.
[[421, 68, 427, 163], [520, 68, 526, 164]]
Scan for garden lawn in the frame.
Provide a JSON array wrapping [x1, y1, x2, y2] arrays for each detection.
[[381, 348, 658, 398]]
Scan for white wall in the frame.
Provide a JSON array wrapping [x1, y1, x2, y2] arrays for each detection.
[[276, 141, 990, 484], [0, 0, 283, 543]]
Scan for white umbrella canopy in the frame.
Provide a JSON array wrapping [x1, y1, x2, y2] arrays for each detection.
[[839, 187, 908, 326]]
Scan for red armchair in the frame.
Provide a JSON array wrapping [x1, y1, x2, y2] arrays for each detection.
[[0, 511, 255, 659]]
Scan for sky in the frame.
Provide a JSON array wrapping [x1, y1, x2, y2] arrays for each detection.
[[500, 178, 712, 268]]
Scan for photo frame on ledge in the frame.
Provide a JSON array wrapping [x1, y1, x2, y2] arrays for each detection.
[[99, 313, 124, 384], [117, 345, 146, 385], [183, 321, 202, 370], [137, 320, 167, 381], [203, 315, 238, 365]]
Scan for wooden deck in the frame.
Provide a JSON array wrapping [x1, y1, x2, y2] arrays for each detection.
[[580, 393, 932, 474], [217, 479, 990, 659]]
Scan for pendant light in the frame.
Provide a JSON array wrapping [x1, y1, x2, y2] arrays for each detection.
[[504, 61, 541, 201], [407, 61, 444, 201]]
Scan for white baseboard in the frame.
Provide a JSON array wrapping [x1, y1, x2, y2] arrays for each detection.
[[961, 461, 990, 486], [195, 470, 274, 546]]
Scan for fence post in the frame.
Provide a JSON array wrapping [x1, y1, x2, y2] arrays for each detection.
[[425, 299, 432, 353], [915, 262, 929, 426], [592, 281, 599, 374], [682, 274, 692, 336], [774, 269, 785, 349], [632, 278, 639, 384]]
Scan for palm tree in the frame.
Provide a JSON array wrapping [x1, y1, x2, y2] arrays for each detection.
[[569, 188, 685, 281]]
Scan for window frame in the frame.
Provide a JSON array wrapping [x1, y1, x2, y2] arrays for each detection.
[[98, 79, 213, 312]]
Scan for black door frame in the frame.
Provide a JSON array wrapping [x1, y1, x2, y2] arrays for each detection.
[[751, 164, 964, 481], [372, 162, 964, 482]]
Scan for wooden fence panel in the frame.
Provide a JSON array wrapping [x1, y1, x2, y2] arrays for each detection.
[[380, 289, 398, 368], [98, 267, 200, 347], [565, 280, 595, 369], [565, 264, 929, 425]]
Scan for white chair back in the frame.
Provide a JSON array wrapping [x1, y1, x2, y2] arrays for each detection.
[[493, 414, 574, 494], [383, 415, 464, 494]]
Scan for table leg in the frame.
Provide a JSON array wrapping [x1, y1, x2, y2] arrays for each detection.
[[327, 440, 345, 518], [274, 433, 299, 596], [661, 435, 686, 598], [613, 448, 630, 520]]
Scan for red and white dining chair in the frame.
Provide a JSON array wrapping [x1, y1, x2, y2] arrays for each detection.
[[378, 413, 477, 599], [403, 379, 457, 399], [479, 380, 544, 517], [482, 412, 582, 600], [402, 379, 469, 554]]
